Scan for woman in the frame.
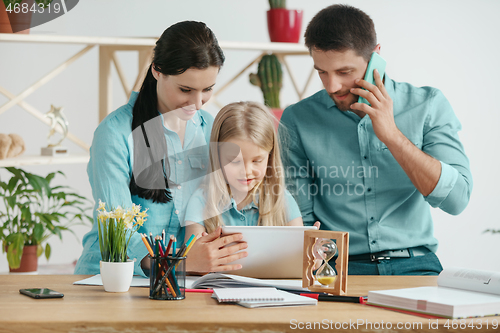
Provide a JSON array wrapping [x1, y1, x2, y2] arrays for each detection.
[[75, 21, 245, 276]]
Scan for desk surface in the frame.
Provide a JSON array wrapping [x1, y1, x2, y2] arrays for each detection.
[[1, 275, 498, 332]]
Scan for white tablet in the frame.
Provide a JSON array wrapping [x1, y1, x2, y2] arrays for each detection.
[[221, 225, 317, 279]]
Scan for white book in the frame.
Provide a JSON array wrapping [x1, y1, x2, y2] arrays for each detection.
[[367, 267, 500, 319]]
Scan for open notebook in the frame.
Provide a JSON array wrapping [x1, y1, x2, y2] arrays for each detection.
[[367, 267, 500, 319]]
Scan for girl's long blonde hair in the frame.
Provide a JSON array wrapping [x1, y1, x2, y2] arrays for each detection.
[[203, 101, 287, 233]]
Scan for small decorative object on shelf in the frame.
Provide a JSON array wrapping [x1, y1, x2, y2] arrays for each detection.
[[267, 0, 303, 43], [0, 133, 25, 160], [0, 167, 93, 273], [97, 201, 148, 292], [41, 105, 69, 156], [249, 54, 284, 125]]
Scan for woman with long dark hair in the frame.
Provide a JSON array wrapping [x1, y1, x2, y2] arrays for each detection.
[[75, 21, 247, 276]]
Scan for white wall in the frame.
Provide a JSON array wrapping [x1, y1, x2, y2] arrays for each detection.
[[1, 0, 498, 273]]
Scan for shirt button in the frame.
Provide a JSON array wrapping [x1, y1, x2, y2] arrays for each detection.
[[367, 188, 372, 192], [178, 160, 182, 165], [177, 185, 182, 190], [175, 210, 179, 214], [371, 240, 377, 244], [240, 216, 245, 221]]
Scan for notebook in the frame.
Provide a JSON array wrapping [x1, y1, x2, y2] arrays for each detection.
[[221, 225, 317, 278], [237, 290, 318, 308], [189, 273, 307, 291], [367, 267, 500, 319], [212, 287, 284, 302]]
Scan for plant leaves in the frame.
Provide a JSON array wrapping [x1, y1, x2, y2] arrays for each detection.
[[44, 243, 51, 261], [33, 223, 44, 243]]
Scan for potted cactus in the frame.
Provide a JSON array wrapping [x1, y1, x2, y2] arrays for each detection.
[[249, 54, 284, 125], [267, 0, 303, 43]]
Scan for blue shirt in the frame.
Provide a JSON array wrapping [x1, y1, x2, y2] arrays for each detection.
[[279, 76, 472, 256], [184, 188, 302, 227], [74, 92, 213, 276]]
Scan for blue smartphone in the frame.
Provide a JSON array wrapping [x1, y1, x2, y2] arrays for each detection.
[[357, 52, 386, 106]]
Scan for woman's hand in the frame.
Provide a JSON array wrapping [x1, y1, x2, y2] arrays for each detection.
[[186, 226, 248, 273]]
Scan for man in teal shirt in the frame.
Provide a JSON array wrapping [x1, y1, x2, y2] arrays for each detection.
[[279, 4, 472, 275]]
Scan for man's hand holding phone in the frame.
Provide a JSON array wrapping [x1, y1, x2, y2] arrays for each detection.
[[350, 53, 401, 146]]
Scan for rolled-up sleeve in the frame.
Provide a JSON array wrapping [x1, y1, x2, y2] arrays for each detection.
[[423, 90, 473, 215]]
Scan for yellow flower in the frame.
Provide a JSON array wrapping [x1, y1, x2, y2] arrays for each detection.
[[136, 216, 146, 226], [131, 203, 141, 215], [112, 206, 125, 219], [97, 199, 106, 212], [123, 215, 134, 229]]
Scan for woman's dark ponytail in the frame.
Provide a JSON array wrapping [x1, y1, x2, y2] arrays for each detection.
[[129, 21, 225, 203]]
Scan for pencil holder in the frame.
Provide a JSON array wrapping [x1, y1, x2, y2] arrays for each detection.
[[149, 255, 186, 300]]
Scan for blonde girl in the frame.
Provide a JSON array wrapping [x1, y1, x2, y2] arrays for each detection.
[[184, 101, 305, 273]]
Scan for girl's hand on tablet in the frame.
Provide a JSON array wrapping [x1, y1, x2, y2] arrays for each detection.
[[186, 226, 248, 273]]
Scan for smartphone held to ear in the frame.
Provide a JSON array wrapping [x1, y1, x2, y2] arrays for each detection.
[[358, 52, 387, 106], [19, 288, 64, 299]]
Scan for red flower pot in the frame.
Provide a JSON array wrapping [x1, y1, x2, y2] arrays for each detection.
[[267, 9, 303, 43], [0, 0, 34, 34], [8, 245, 38, 273]]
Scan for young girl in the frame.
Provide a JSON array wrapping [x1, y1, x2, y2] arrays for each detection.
[[184, 101, 308, 273]]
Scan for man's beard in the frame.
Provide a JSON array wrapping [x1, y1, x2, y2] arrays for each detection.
[[329, 92, 354, 112]]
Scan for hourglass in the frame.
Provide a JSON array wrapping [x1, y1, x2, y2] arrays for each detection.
[[314, 238, 337, 287], [302, 230, 349, 295]]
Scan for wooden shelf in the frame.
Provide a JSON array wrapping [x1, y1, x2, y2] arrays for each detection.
[[0, 153, 89, 167]]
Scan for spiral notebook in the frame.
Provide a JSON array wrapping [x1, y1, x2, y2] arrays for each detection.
[[212, 287, 284, 302], [212, 287, 318, 308]]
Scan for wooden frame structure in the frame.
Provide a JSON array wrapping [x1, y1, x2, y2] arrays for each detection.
[[0, 34, 313, 167], [303, 230, 349, 295]]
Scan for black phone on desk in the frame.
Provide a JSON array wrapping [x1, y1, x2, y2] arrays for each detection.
[[19, 288, 64, 299], [358, 52, 387, 106]]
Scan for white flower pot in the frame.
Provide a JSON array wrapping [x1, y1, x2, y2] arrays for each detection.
[[99, 260, 134, 292]]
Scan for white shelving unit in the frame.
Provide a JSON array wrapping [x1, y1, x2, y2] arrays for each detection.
[[0, 153, 89, 167], [0, 34, 313, 167]]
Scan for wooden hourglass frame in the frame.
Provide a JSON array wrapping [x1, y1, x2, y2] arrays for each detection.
[[302, 230, 349, 295]]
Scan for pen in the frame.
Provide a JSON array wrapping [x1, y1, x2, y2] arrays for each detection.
[[185, 288, 213, 293], [300, 293, 367, 304]]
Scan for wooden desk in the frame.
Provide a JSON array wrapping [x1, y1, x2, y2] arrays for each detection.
[[1, 275, 498, 332]]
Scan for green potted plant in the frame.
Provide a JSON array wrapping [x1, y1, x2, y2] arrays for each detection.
[[0, 166, 92, 272], [267, 0, 303, 43], [249, 53, 284, 125]]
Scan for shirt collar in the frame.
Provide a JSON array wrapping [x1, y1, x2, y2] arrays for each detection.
[[229, 193, 259, 212]]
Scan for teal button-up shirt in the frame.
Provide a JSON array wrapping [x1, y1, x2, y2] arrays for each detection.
[[279, 76, 472, 256], [74, 92, 213, 276], [184, 188, 302, 227]]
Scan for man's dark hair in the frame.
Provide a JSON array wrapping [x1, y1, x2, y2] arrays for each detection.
[[304, 4, 377, 61]]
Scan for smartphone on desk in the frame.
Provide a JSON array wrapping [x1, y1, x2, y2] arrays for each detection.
[[19, 288, 64, 299], [358, 52, 387, 106]]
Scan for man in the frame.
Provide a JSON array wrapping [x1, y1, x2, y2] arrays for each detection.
[[279, 4, 472, 275]]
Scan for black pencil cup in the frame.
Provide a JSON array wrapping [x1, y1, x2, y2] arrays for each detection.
[[149, 255, 186, 300]]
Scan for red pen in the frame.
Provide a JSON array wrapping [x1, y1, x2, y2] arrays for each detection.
[[185, 289, 213, 293]]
